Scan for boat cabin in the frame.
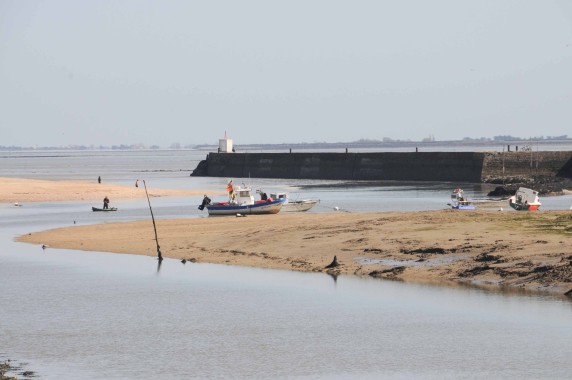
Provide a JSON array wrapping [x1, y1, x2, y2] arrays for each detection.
[[515, 187, 540, 205], [232, 185, 255, 205]]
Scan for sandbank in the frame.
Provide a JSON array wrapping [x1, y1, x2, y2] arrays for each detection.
[[0, 177, 215, 203], [18, 210, 572, 296]]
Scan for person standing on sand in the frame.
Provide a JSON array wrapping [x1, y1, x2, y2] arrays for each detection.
[[103, 196, 110, 209], [98, 176, 101, 184]]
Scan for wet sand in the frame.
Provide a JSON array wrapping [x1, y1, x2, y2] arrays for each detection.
[[17, 207, 572, 296]]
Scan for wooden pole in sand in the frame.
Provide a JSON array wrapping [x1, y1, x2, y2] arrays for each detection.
[[142, 180, 163, 262]]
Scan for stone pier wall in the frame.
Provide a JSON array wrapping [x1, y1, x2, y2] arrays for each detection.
[[192, 151, 572, 182], [481, 151, 572, 181]]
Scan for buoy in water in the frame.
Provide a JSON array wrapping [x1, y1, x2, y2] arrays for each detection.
[[334, 206, 339, 211]]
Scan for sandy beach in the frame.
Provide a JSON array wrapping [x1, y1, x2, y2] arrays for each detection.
[[5, 177, 571, 296], [0, 177, 215, 203]]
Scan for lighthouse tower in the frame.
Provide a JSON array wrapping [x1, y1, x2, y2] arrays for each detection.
[[218, 131, 233, 153]]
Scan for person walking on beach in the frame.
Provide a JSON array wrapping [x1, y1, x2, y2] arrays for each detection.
[[103, 196, 110, 209], [98, 176, 101, 184]]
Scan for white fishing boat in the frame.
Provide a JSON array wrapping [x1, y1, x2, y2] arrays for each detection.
[[449, 188, 476, 210], [508, 187, 541, 211], [201, 181, 285, 216], [269, 192, 320, 212]]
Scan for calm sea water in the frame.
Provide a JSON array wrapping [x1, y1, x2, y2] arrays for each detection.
[[1, 149, 572, 379]]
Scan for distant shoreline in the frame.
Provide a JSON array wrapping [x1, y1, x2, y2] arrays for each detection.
[[2, 138, 572, 152], [0, 177, 215, 204]]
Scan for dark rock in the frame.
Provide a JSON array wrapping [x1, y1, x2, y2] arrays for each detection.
[[487, 186, 514, 197], [325, 255, 339, 269], [369, 266, 406, 278], [485, 176, 572, 195], [401, 247, 447, 255], [532, 265, 551, 273], [459, 265, 490, 277], [475, 253, 501, 262]]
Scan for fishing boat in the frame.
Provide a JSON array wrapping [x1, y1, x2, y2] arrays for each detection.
[[269, 192, 320, 212], [92, 207, 118, 212], [508, 187, 541, 211], [449, 188, 476, 210], [203, 181, 285, 216]]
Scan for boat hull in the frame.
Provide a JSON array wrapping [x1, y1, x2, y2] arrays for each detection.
[[92, 207, 117, 212], [281, 199, 319, 212], [451, 204, 476, 210], [206, 199, 285, 216], [508, 200, 540, 211]]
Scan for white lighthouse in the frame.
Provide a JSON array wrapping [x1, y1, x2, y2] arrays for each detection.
[[218, 131, 233, 153]]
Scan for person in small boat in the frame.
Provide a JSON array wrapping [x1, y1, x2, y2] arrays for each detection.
[[103, 196, 110, 209], [260, 191, 268, 201], [198, 194, 211, 210]]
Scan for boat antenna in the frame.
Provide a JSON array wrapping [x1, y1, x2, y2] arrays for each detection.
[[142, 180, 163, 262]]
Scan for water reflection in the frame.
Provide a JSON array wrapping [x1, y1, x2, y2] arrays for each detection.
[[156, 257, 163, 274], [3, 237, 572, 379], [327, 272, 339, 285]]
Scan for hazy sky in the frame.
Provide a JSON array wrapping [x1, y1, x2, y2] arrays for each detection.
[[1, 1, 572, 147]]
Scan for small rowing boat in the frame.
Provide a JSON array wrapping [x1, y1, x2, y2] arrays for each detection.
[[269, 192, 320, 212], [92, 207, 118, 212]]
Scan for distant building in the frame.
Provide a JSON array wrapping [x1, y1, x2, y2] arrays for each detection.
[[219, 132, 233, 153]]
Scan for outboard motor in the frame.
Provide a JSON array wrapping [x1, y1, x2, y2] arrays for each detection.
[[198, 195, 211, 211]]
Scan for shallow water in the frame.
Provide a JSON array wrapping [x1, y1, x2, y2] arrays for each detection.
[[2, 149, 572, 379], [3, 230, 572, 379]]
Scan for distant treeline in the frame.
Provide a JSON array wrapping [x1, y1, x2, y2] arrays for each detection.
[[0, 144, 163, 151], [1, 136, 570, 151], [490, 135, 568, 141]]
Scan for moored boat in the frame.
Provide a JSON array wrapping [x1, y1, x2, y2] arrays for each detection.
[[269, 192, 320, 212], [92, 207, 118, 212], [449, 188, 476, 210], [508, 187, 541, 211], [202, 181, 285, 216]]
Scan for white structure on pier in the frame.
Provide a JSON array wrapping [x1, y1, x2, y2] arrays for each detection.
[[218, 131, 234, 153]]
